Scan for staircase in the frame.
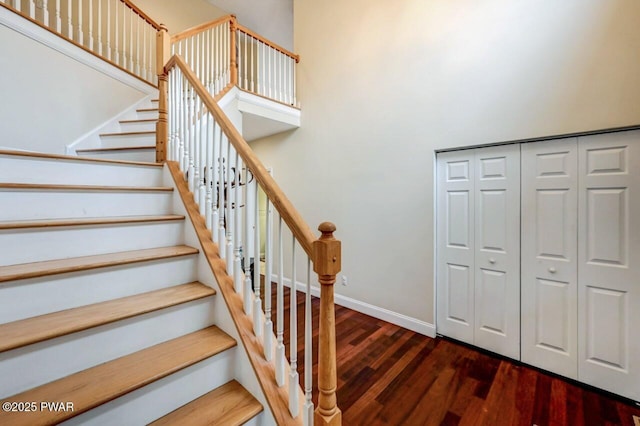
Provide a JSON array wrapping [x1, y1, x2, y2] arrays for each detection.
[[75, 99, 159, 163], [0, 150, 263, 425]]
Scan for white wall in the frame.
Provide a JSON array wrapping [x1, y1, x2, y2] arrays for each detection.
[[206, 0, 293, 50], [250, 0, 640, 330], [0, 22, 147, 154], [131, 0, 227, 35]]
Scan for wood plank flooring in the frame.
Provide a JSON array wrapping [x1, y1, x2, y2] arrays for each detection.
[[265, 281, 640, 426]]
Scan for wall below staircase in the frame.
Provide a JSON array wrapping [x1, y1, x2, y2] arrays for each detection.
[[0, 15, 149, 155]]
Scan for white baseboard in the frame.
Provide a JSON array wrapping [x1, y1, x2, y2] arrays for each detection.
[[272, 274, 436, 338]]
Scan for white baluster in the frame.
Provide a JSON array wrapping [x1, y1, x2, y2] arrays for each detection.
[[289, 238, 299, 417], [77, 0, 83, 46], [276, 216, 286, 386], [193, 98, 201, 205], [205, 112, 213, 230], [303, 257, 314, 426], [218, 132, 226, 254], [28, 0, 34, 19], [198, 104, 207, 214], [11, 0, 20, 11], [135, 16, 141, 76], [87, 0, 93, 50], [226, 140, 235, 277], [234, 152, 243, 294], [263, 193, 273, 361], [42, 0, 49, 27], [243, 32, 248, 89], [253, 178, 262, 337], [179, 73, 187, 173], [237, 31, 243, 90], [187, 87, 195, 192], [293, 56, 298, 107], [211, 121, 220, 243], [96, 0, 102, 55], [106, 0, 111, 60], [250, 35, 255, 92], [66, 0, 72, 41], [244, 165, 252, 316], [128, 7, 133, 71], [268, 46, 272, 99], [114, 0, 118, 64], [141, 19, 146, 80], [259, 41, 264, 95], [54, 0, 61, 37]]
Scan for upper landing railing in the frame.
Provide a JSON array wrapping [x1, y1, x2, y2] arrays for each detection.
[[170, 15, 299, 106], [0, 0, 161, 86]]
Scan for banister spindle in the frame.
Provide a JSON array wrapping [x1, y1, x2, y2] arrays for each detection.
[[226, 140, 234, 277], [77, 0, 83, 46], [128, 7, 133, 71], [234, 152, 243, 295], [42, 0, 49, 27], [204, 112, 213, 229], [114, 0, 119, 64], [250, 35, 255, 92], [243, 165, 252, 316], [66, 0, 72, 41], [263, 192, 273, 361], [54, 0, 61, 36], [193, 99, 202, 206], [314, 222, 342, 426], [27, 0, 34, 19], [276, 215, 285, 386], [135, 15, 141, 76], [304, 257, 314, 426], [87, 0, 93, 50], [218, 131, 227, 256], [210, 121, 220, 243], [96, 0, 102, 55], [289, 238, 299, 417], [106, 0, 111, 60], [253, 178, 262, 337]]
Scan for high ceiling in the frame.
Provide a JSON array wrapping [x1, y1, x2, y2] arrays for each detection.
[[206, 0, 293, 50]]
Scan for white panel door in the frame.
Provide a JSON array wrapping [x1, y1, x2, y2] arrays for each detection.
[[436, 150, 475, 344], [521, 138, 578, 378], [474, 144, 521, 360], [578, 130, 640, 401]]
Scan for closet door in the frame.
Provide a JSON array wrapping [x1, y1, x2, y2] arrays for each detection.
[[578, 130, 640, 401], [521, 139, 578, 378], [473, 144, 521, 359], [436, 150, 475, 344]]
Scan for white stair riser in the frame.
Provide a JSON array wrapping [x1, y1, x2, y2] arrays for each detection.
[[0, 256, 198, 323], [77, 149, 156, 163], [0, 222, 184, 266], [99, 133, 156, 149], [0, 298, 216, 397], [0, 156, 163, 186], [136, 110, 159, 120], [119, 121, 157, 132], [0, 190, 172, 220], [61, 350, 236, 426]]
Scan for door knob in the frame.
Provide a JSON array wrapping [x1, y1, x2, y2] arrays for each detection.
[[549, 267, 557, 273], [489, 258, 496, 264]]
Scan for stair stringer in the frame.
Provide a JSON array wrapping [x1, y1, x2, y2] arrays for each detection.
[[162, 165, 278, 426]]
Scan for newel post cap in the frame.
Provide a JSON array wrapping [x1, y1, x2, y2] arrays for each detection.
[[313, 222, 341, 277]]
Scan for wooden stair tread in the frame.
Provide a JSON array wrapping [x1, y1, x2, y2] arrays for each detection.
[[76, 146, 156, 153], [0, 326, 236, 426], [99, 130, 156, 137], [0, 183, 172, 192], [0, 245, 198, 283], [0, 149, 161, 167], [0, 282, 216, 353], [0, 214, 184, 230], [119, 118, 157, 124], [150, 380, 263, 426]]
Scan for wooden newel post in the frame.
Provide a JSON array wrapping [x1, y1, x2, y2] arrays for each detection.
[[313, 222, 342, 426], [229, 15, 238, 87], [155, 24, 170, 163]]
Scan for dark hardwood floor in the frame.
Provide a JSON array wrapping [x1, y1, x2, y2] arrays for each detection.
[[264, 281, 640, 425]]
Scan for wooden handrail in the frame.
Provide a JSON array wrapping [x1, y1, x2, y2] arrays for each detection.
[[122, 0, 162, 30], [170, 14, 234, 43], [236, 23, 300, 63], [164, 54, 315, 256]]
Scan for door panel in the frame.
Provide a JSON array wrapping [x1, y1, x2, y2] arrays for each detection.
[[578, 130, 640, 401], [436, 150, 475, 343], [474, 144, 520, 360], [521, 138, 578, 378]]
